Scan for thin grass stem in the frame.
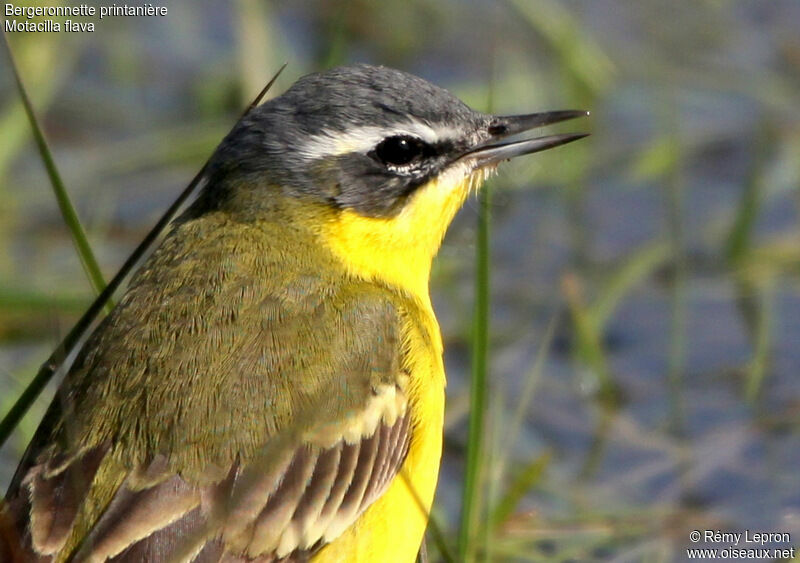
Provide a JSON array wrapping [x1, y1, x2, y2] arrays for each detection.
[[1, 30, 107, 298], [458, 182, 491, 562]]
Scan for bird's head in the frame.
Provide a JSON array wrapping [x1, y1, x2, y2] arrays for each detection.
[[201, 64, 588, 297]]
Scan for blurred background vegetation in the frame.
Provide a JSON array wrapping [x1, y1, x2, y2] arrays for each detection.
[[2, 1, 800, 561]]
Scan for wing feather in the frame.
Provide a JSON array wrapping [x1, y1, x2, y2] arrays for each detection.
[[248, 445, 320, 555], [107, 505, 204, 563], [27, 444, 108, 555], [310, 440, 360, 541], [288, 443, 342, 547], [76, 471, 200, 560]]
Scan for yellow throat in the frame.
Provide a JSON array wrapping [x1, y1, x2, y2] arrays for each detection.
[[321, 164, 491, 301]]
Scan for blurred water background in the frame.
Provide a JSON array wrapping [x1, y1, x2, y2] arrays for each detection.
[[1, 1, 800, 561]]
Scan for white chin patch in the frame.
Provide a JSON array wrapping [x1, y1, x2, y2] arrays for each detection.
[[440, 159, 495, 195]]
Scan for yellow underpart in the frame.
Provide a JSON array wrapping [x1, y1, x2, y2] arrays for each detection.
[[311, 166, 488, 561]]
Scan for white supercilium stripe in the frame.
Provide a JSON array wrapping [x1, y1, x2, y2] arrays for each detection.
[[297, 122, 461, 161]]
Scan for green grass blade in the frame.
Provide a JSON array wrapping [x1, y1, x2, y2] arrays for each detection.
[[494, 315, 558, 487], [744, 282, 774, 402], [0, 35, 76, 184], [724, 128, 770, 265], [562, 274, 619, 404], [490, 452, 551, 530], [458, 182, 492, 562], [0, 286, 90, 313], [505, 0, 614, 96], [591, 242, 670, 330], [2, 31, 107, 299]]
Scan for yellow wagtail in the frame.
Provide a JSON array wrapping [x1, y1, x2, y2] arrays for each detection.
[[1, 64, 587, 562]]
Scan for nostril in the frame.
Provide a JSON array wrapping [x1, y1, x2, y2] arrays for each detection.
[[488, 123, 507, 136]]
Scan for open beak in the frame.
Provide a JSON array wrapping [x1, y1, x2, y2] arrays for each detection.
[[464, 110, 589, 168]]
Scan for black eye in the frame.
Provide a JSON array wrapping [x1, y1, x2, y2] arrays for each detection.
[[374, 135, 426, 167]]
